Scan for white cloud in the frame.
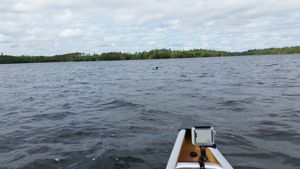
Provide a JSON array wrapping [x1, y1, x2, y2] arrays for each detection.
[[0, 0, 300, 55], [59, 28, 82, 38], [0, 34, 12, 43], [103, 35, 121, 43], [53, 9, 73, 23]]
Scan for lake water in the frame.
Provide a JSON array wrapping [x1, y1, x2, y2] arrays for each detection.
[[0, 55, 300, 169]]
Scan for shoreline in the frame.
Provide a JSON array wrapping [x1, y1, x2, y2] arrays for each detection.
[[1, 46, 300, 64]]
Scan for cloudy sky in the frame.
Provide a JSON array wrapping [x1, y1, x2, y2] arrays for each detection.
[[0, 0, 300, 55]]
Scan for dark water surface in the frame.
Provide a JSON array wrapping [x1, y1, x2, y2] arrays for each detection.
[[0, 55, 300, 169]]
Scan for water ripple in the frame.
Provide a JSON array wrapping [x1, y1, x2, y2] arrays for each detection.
[[0, 55, 300, 169]]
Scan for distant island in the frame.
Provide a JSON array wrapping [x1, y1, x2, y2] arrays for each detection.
[[1, 46, 300, 64]]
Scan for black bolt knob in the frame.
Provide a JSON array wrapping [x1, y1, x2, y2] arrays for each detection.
[[190, 151, 198, 157]]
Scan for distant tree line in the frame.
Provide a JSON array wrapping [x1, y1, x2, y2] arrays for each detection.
[[1, 46, 300, 64], [233, 46, 300, 56]]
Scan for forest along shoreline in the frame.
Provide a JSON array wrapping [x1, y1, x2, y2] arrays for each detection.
[[1, 46, 300, 64]]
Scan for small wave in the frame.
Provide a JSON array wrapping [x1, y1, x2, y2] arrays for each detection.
[[34, 126, 103, 144], [93, 149, 146, 169], [217, 99, 253, 112], [247, 121, 299, 143], [26, 146, 50, 154], [197, 73, 213, 78], [97, 99, 144, 111], [30, 111, 75, 121], [282, 93, 300, 97], [217, 133, 255, 149], [23, 97, 35, 102], [228, 152, 273, 159], [264, 63, 280, 67], [139, 109, 171, 123], [74, 81, 90, 85], [177, 79, 193, 82]]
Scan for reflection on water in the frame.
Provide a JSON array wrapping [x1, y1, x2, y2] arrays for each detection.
[[0, 54, 300, 169]]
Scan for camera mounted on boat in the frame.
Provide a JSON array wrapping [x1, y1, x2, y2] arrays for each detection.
[[191, 126, 217, 169], [191, 126, 216, 148]]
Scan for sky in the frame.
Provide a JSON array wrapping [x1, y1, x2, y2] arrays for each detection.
[[0, 0, 300, 55]]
